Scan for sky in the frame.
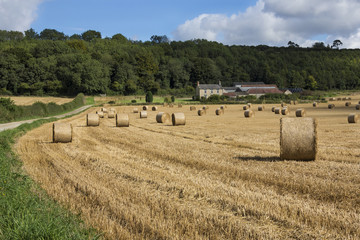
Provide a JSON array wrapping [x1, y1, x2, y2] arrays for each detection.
[[1, 0, 360, 48]]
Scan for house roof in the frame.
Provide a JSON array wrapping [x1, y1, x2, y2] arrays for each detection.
[[233, 82, 265, 86], [240, 84, 278, 88], [247, 88, 283, 94], [198, 84, 222, 89]]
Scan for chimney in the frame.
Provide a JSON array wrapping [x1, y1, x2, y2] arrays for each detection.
[[197, 81, 199, 87]]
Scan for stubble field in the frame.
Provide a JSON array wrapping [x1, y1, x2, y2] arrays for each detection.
[[6, 96, 73, 106], [16, 98, 360, 239]]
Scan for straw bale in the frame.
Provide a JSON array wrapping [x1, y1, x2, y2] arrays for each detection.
[[140, 111, 147, 118], [281, 102, 286, 107], [96, 111, 104, 118], [178, 104, 182, 108], [143, 106, 148, 110], [172, 113, 186, 126], [87, 113, 100, 126], [116, 114, 129, 127], [215, 108, 223, 115], [101, 107, 108, 113], [244, 110, 254, 118], [274, 108, 281, 114], [163, 103, 168, 107], [243, 105, 249, 110], [109, 108, 115, 112], [133, 108, 139, 113], [169, 104, 174, 108], [337, 98, 341, 101], [108, 111, 115, 118], [152, 106, 158, 111], [348, 113, 358, 123], [198, 109, 206, 116], [296, 109, 306, 117], [313, 102, 318, 107], [190, 106, 196, 111], [53, 122, 72, 143], [328, 104, 335, 109], [280, 117, 317, 161], [247, 103, 252, 108], [345, 102, 351, 107], [156, 112, 170, 123], [271, 106, 276, 112], [258, 106, 264, 111], [281, 108, 289, 115], [356, 104, 360, 110]]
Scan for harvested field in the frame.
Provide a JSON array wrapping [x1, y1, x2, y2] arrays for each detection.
[[16, 102, 360, 239], [7, 96, 73, 105]]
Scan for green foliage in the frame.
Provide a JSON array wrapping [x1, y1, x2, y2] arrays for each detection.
[[163, 97, 170, 103], [171, 95, 175, 102], [145, 91, 153, 103], [131, 99, 137, 103]]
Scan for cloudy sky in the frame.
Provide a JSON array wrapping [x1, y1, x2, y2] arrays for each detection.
[[1, 0, 360, 48]]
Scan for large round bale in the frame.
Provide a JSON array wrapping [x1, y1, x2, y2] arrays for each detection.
[[190, 106, 196, 111], [348, 113, 358, 123], [87, 113, 100, 126], [345, 102, 351, 107], [163, 103, 168, 107], [101, 107, 108, 113], [328, 104, 335, 109], [152, 106, 158, 111], [116, 113, 129, 127], [140, 111, 147, 118], [156, 112, 170, 123], [53, 123, 72, 143], [198, 109, 206, 116], [96, 111, 104, 118], [108, 111, 115, 118], [202, 106, 208, 110], [178, 104, 182, 108], [243, 105, 249, 110], [281, 102, 286, 107], [258, 106, 264, 111], [244, 110, 254, 118], [280, 117, 317, 161], [329, 97, 336, 101], [169, 103, 174, 108], [290, 100, 294, 105], [215, 108, 223, 115], [358, 101, 360, 104], [247, 103, 252, 108], [220, 105, 225, 110], [274, 108, 281, 114], [313, 102, 318, 107], [356, 104, 360, 110], [143, 106, 148, 110], [281, 108, 290, 115], [133, 108, 139, 113], [172, 113, 186, 126], [271, 106, 276, 112], [109, 108, 115, 112], [296, 109, 306, 117], [294, 100, 298, 105]]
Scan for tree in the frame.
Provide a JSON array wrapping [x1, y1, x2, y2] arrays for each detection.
[[332, 39, 343, 49], [24, 28, 39, 39], [150, 35, 170, 44], [81, 30, 101, 41], [145, 91, 153, 103], [312, 42, 327, 49], [40, 29, 67, 40], [112, 33, 128, 43], [287, 41, 299, 48]]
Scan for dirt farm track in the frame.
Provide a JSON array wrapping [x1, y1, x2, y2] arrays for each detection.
[[16, 100, 360, 239]]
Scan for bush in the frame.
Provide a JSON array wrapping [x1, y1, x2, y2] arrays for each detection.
[[131, 99, 137, 103], [108, 101, 115, 104], [145, 91, 153, 103], [171, 96, 175, 102]]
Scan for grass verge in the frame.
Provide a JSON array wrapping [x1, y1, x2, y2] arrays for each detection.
[[0, 119, 102, 239]]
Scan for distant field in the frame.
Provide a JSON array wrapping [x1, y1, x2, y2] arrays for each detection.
[[16, 96, 360, 239], [94, 95, 193, 104], [5, 96, 74, 106]]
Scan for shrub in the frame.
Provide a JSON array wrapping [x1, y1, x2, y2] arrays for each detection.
[[171, 96, 175, 102], [131, 99, 137, 103], [146, 91, 153, 103]]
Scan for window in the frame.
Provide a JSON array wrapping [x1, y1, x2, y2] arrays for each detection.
[[211, 90, 213, 94], [204, 90, 207, 93], [217, 90, 219, 93]]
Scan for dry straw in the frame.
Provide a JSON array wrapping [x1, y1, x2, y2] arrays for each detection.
[[281, 108, 289, 115], [172, 113, 186, 126], [109, 108, 115, 112], [215, 108, 223, 115], [190, 106, 196, 111], [274, 108, 281, 114], [198, 109, 206, 116], [281, 102, 286, 107], [244, 110, 254, 118], [163, 103, 168, 107], [203, 106, 209, 110], [156, 112, 170, 123], [348, 113, 358, 123], [243, 105, 249, 110], [258, 106, 264, 111], [271, 106, 276, 112], [96, 111, 104, 118], [313, 102, 318, 107], [280, 117, 317, 161], [108, 111, 115, 118], [53, 122, 72, 143], [169, 103, 174, 108], [358, 101, 360, 104], [345, 102, 351, 107], [133, 108, 139, 113], [178, 104, 182, 108], [337, 97, 342, 101], [328, 104, 335, 109], [152, 106, 158, 111], [140, 111, 147, 118], [143, 106, 148, 110], [356, 104, 360, 110], [329, 97, 336, 101], [296, 109, 306, 117], [101, 107, 108, 113], [247, 103, 252, 108], [87, 113, 100, 126], [116, 113, 129, 127]]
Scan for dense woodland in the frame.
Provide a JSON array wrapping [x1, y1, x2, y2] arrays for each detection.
[[0, 28, 360, 96]]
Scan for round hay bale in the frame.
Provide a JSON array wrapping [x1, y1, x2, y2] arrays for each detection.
[[152, 106, 158, 111], [198, 109, 206, 116], [178, 104, 182, 108], [109, 108, 116, 112], [116, 113, 129, 127], [220, 105, 225, 110], [281, 102, 286, 107], [329, 97, 336, 101], [328, 104, 335, 109], [345, 102, 351, 107], [202, 106, 208, 110], [87, 113, 100, 126], [143, 106, 148, 110], [172, 113, 186, 126], [258, 106, 264, 111], [294, 100, 298, 105], [281, 108, 289, 115], [96, 111, 104, 118], [348, 113, 358, 123], [337, 98, 341, 101], [271, 106, 276, 112], [163, 103, 168, 107], [215, 108, 223, 115], [247, 103, 252, 108], [274, 108, 281, 114], [156, 112, 170, 123], [101, 107, 108, 113], [358, 101, 360, 104], [243, 105, 249, 110], [53, 123, 72, 143], [190, 106, 196, 111], [140, 111, 147, 118], [356, 104, 360, 110], [169, 103, 174, 108], [296, 109, 306, 117], [133, 108, 139, 113], [280, 117, 317, 161], [313, 102, 318, 107], [244, 110, 254, 118], [108, 111, 115, 118], [290, 100, 294, 105]]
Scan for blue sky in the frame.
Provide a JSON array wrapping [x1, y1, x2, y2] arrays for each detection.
[[1, 0, 360, 48]]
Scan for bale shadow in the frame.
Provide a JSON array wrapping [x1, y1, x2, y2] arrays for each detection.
[[234, 156, 282, 162]]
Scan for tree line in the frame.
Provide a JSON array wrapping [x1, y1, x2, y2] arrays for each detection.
[[0, 28, 359, 97]]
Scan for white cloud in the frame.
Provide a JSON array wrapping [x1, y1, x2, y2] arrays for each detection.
[[173, 0, 360, 48], [0, 0, 45, 31]]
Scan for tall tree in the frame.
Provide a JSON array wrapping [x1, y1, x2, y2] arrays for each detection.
[[81, 30, 102, 41]]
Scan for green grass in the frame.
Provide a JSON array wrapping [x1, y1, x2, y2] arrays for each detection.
[[0, 119, 102, 240]]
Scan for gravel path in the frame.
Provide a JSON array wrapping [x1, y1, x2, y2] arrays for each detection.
[[0, 105, 92, 132]]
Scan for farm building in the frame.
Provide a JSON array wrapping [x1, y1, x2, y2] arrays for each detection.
[[196, 82, 224, 99]]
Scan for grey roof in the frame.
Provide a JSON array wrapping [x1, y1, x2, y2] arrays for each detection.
[[233, 82, 265, 86], [198, 84, 222, 89], [223, 87, 237, 90]]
